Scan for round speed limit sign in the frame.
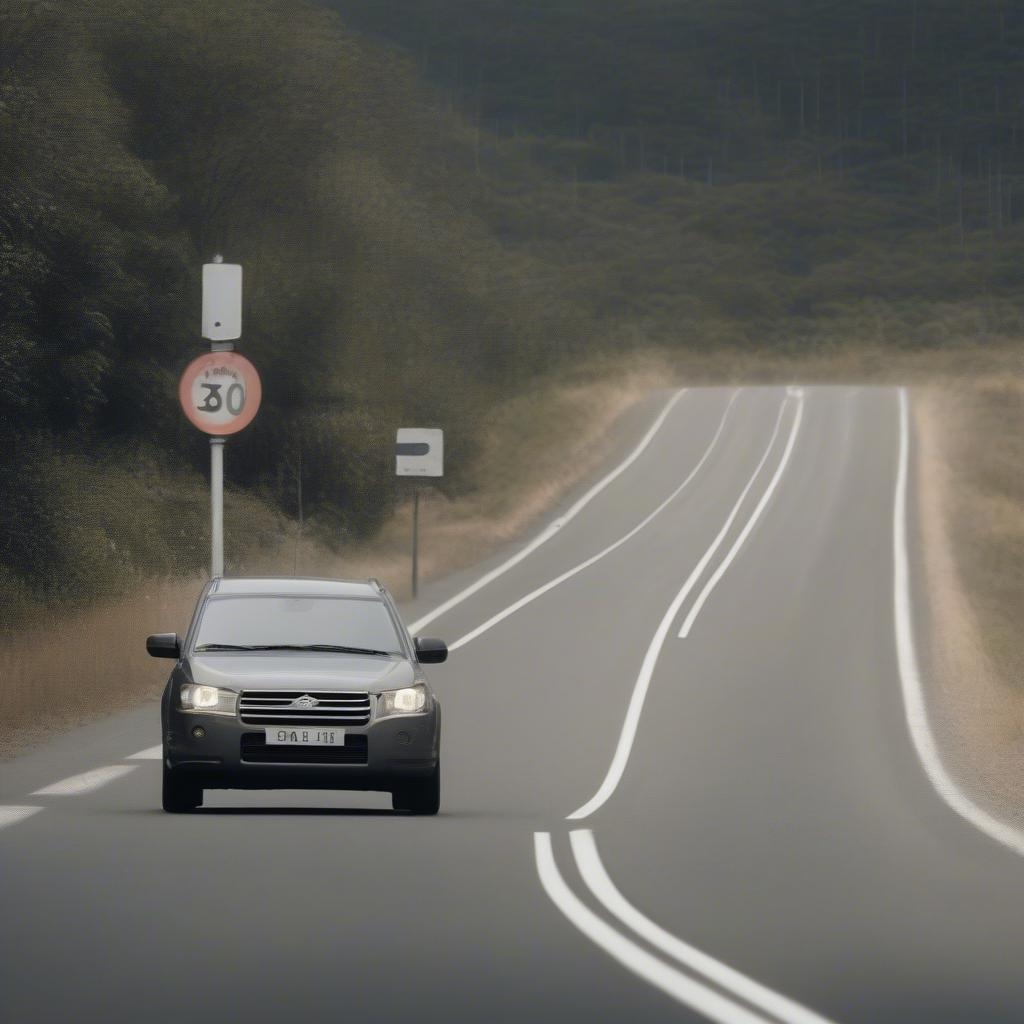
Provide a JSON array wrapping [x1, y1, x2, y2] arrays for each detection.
[[178, 352, 262, 435]]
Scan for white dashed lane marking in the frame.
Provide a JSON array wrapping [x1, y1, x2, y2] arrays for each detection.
[[32, 765, 137, 796], [128, 746, 162, 760], [0, 806, 43, 830]]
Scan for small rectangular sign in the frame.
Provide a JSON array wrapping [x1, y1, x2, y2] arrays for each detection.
[[396, 428, 443, 477], [202, 263, 243, 340]]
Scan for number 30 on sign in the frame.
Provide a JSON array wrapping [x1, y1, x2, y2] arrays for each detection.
[[178, 352, 262, 435]]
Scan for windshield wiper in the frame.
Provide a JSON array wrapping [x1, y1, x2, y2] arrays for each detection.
[[194, 643, 259, 652], [246, 644, 394, 656]]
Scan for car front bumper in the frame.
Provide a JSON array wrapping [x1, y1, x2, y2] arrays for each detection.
[[164, 702, 440, 792]]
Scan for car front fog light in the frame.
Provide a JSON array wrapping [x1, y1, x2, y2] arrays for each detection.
[[380, 685, 428, 716]]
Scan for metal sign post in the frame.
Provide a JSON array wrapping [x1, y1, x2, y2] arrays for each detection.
[[396, 428, 444, 599], [411, 487, 420, 598], [179, 257, 257, 579], [210, 437, 225, 577]]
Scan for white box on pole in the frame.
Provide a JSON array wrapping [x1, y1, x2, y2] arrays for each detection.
[[396, 428, 443, 477], [202, 263, 243, 340]]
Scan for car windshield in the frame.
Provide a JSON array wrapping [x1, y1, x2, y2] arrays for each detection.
[[193, 596, 403, 655]]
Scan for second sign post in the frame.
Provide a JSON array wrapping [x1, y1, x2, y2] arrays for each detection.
[[396, 428, 444, 598]]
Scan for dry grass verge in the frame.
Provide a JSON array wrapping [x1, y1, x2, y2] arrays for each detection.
[[915, 374, 1024, 823], [0, 580, 203, 759]]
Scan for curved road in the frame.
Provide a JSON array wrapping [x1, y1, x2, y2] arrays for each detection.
[[2, 386, 1022, 1023]]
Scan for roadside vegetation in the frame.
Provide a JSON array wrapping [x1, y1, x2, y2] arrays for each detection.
[[0, 1, 1021, 762], [913, 358, 1024, 821], [929, 365, 1023, 707]]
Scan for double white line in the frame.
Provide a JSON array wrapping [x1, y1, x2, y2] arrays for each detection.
[[448, 391, 742, 652], [569, 391, 804, 821], [530, 391, 825, 1023], [536, 830, 833, 1024], [678, 389, 804, 638]]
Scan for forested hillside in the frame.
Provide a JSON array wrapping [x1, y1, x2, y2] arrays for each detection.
[[335, 0, 1024, 345], [340, 0, 1024, 214], [2, 0, 1022, 627]]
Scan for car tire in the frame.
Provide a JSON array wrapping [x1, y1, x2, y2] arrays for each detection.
[[392, 762, 440, 815], [162, 765, 202, 813]]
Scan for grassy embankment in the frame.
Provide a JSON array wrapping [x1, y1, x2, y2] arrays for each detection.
[[916, 358, 1024, 820]]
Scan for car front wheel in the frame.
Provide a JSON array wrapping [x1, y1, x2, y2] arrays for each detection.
[[162, 764, 203, 813], [392, 762, 440, 815]]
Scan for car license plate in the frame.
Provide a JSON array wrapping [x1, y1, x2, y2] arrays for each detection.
[[265, 727, 345, 746]]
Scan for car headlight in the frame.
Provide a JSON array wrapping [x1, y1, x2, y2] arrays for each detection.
[[179, 683, 237, 716], [379, 685, 428, 717]]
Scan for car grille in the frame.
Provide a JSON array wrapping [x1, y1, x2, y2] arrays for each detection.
[[239, 690, 371, 726], [240, 733, 369, 765]]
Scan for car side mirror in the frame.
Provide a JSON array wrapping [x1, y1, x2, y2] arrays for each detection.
[[146, 633, 181, 659], [414, 637, 448, 664]]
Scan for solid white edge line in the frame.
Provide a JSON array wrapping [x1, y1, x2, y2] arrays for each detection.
[[128, 745, 163, 760], [449, 391, 742, 651], [893, 387, 1024, 857], [678, 394, 805, 637], [32, 764, 137, 797], [0, 806, 43, 830], [533, 832, 771, 1024], [570, 830, 835, 1024], [568, 396, 791, 821], [407, 388, 687, 635]]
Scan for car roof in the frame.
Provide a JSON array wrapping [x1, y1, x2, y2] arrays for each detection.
[[209, 577, 383, 599]]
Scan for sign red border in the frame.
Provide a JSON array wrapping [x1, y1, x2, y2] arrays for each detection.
[[178, 352, 262, 435]]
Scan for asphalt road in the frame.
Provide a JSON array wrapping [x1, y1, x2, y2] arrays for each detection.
[[3, 386, 1023, 1024]]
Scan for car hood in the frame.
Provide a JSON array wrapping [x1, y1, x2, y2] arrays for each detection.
[[186, 653, 416, 693]]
